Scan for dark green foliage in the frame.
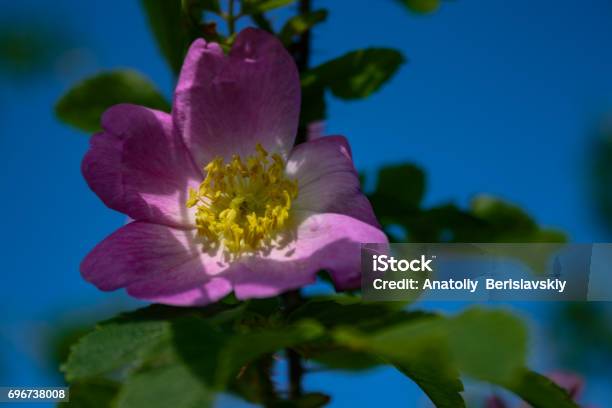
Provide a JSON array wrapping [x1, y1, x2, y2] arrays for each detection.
[[61, 300, 578, 408], [55, 70, 170, 132], [242, 0, 296, 14], [300, 48, 404, 124], [302, 48, 405, 100], [368, 163, 566, 243], [59, 380, 119, 408], [279, 9, 328, 45], [0, 21, 70, 80], [505, 370, 578, 408], [140, 0, 217, 75], [395, 0, 440, 14]]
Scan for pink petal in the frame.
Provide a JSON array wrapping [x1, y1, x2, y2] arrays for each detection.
[[286, 136, 379, 227], [82, 104, 201, 227], [547, 371, 584, 400], [173, 28, 300, 166], [81, 221, 231, 306], [485, 396, 509, 408], [231, 212, 388, 298], [127, 276, 233, 307]]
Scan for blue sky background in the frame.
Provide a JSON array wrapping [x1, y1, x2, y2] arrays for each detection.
[[1, 0, 612, 406]]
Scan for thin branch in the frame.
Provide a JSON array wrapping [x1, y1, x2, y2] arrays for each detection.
[[282, 289, 305, 399], [227, 0, 236, 35], [293, 0, 312, 145]]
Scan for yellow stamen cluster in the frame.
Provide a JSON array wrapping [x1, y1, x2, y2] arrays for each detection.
[[187, 144, 298, 255]]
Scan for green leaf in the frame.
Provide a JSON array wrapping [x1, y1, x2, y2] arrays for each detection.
[[0, 22, 68, 80], [332, 308, 532, 406], [172, 317, 324, 388], [55, 70, 170, 133], [62, 303, 325, 405], [242, 0, 296, 14], [303, 48, 405, 100], [448, 309, 526, 384], [140, 0, 200, 75], [334, 314, 465, 407], [396, 0, 440, 14], [116, 364, 214, 408], [330, 312, 463, 405], [367, 166, 566, 243], [395, 354, 465, 408], [226, 356, 277, 404], [372, 164, 426, 212], [470, 195, 566, 243], [58, 380, 119, 408], [63, 319, 171, 381], [288, 296, 414, 330], [288, 297, 421, 370], [504, 370, 579, 408], [279, 9, 328, 45]]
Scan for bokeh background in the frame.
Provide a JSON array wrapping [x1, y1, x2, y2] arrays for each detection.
[[1, 0, 612, 406]]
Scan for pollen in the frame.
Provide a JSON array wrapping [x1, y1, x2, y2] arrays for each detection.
[[187, 144, 298, 255]]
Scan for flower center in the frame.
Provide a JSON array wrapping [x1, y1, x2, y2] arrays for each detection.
[[187, 144, 298, 255]]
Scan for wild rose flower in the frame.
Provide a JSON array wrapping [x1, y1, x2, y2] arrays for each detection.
[[80, 28, 387, 306]]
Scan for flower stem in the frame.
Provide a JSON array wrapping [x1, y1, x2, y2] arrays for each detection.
[[293, 0, 312, 145], [227, 0, 236, 35], [282, 289, 305, 399], [295, 0, 311, 71]]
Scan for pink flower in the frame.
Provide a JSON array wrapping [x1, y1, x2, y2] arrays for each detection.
[[80, 28, 387, 306]]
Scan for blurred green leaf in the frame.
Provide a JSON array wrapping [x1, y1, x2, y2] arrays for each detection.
[[289, 299, 464, 405], [367, 164, 565, 244], [279, 9, 328, 45], [395, 0, 440, 14], [448, 309, 526, 384], [333, 308, 531, 404], [303, 48, 405, 100], [470, 195, 566, 242], [242, 0, 296, 14], [333, 314, 465, 407], [288, 296, 414, 330], [551, 302, 612, 373], [0, 21, 69, 80], [371, 164, 426, 212], [506, 370, 578, 408], [116, 364, 214, 408], [55, 70, 170, 132], [141, 0, 203, 75], [59, 380, 119, 408]]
